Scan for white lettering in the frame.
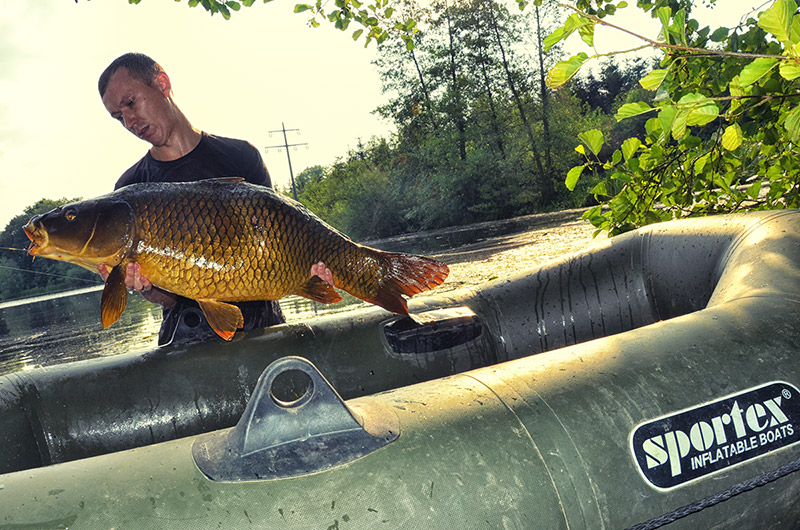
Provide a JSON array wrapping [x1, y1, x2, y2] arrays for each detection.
[[764, 397, 789, 427], [690, 421, 715, 451], [665, 430, 691, 477], [745, 402, 769, 432], [642, 436, 668, 469], [730, 401, 747, 438]]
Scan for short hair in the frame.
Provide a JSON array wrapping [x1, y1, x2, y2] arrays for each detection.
[[98, 52, 166, 98]]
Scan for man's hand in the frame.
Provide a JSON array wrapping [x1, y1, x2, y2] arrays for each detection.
[[97, 263, 176, 308], [97, 263, 152, 292], [310, 261, 334, 286]]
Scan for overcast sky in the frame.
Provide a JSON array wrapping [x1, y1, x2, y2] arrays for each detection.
[[0, 0, 763, 232]]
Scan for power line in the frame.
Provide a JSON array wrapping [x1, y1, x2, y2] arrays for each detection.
[[265, 122, 308, 201]]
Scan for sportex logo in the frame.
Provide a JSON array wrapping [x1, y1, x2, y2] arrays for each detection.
[[630, 382, 800, 490]]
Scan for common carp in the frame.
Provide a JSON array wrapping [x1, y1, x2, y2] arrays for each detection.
[[23, 178, 449, 340]]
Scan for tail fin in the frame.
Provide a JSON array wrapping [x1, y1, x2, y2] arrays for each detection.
[[369, 252, 449, 315]]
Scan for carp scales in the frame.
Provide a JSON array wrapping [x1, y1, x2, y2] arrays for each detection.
[[23, 178, 449, 340]]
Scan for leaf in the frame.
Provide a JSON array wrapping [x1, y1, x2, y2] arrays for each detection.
[[591, 181, 609, 196], [566, 165, 586, 191], [546, 53, 588, 88], [294, 3, 313, 12], [543, 27, 567, 52], [578, 22, 595, 47], [758, 0, 796, 46], [746, 181, 762, 200], [578, 129, 604, 156], [543, 14, 592, 52], [621, 137, 641, 160], [669, 8, 687, 46], [783, 104, 800, 142], [793, 13, 800, 44], [678, 93, 719, 126], [721, 123, 743, 151], [615, 101, 653, 121], [710, 27, 729, 42], [352, 28, 364, 40], [657, 7, 672, 44], [694, 153, 710, 174], [738, 57, 779, 87], [657, 105, 677, 138], [780, 60, 800, 80], [639, 69, 669, 91], [671, 109, 688, 139], [575, 144, 586, 155]]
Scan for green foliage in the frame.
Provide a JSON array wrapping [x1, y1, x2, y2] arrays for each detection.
[[0, 198, 102, 301], [546, 0, 800, 235], [147, 0, 419, 48]]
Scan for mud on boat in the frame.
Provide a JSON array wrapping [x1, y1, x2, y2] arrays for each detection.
[[0, 210, 799, 529]]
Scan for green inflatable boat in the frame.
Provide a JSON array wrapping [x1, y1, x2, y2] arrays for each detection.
[[0, 210, 799, 529]]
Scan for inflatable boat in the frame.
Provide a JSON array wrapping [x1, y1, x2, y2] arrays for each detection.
[[0, 210, 799, 529]]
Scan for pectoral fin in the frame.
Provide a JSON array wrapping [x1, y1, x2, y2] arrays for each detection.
[[293, 276, 342, 304], [101, 264, 128, 329], [197, 299, 245, 341]]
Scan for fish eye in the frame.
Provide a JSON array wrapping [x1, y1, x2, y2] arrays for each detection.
[[64, 209, 77, 222]]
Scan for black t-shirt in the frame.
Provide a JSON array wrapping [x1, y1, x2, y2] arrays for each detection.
[[117, 132, 285, 345], [115, 132, 272, 188]]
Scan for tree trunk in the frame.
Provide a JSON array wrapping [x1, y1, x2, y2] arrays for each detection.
[[410, 47, 438, 131], [488, 1, 551, 204], [535, 3, 556, 203], [473, 3, 506, 159], [445, 2, 467, 161]]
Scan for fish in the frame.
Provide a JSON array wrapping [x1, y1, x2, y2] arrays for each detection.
[[23, 178, 449, 340]]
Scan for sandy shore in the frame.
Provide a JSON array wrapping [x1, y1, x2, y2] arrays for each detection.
[[424, 209, 601, 295]]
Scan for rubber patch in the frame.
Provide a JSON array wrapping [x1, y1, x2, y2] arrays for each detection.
[[630, 381, 800, 490]]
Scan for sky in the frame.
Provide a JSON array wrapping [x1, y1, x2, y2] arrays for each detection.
[[0, 0, 765, 232]]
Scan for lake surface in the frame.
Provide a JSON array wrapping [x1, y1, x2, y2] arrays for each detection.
[[0, 287, 365, 376]]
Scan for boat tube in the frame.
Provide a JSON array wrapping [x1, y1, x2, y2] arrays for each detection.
[[1, 210, 799, 528]]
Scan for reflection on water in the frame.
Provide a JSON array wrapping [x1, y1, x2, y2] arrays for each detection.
[[0, 287, 365, 375]]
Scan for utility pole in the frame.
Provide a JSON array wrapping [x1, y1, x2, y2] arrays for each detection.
[[265, 122, 308, 200]]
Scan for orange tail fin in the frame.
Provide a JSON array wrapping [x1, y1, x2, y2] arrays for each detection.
[[368, 253, 449, 315]]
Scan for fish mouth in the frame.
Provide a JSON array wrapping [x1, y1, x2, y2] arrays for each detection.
[[23, 220, 47, 256]]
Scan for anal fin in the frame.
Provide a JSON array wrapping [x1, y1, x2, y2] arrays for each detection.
[[197, 299, 245, 341], [101, 264, 128, 329], [293, 275, 342, 304]]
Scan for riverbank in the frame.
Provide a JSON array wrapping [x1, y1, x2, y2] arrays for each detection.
[[419, 208, 600, 295]]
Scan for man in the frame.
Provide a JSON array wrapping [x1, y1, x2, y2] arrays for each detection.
[[97, 52, 331, 345]]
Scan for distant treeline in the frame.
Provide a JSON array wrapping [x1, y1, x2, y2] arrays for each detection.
[[287, 0, 653, 239]]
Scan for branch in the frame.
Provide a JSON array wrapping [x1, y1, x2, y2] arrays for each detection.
[[559, 3, 792, 62]]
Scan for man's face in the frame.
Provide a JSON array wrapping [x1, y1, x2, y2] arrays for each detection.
[[102, 68, 173, 147]]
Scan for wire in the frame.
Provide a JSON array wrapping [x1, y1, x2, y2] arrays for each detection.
[[0, 263, 102, 285]]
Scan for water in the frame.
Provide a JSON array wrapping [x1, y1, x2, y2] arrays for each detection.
[[0, 287, 366, 375]]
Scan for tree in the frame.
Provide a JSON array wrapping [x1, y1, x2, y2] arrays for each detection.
[[546, 0, 800, 235]]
